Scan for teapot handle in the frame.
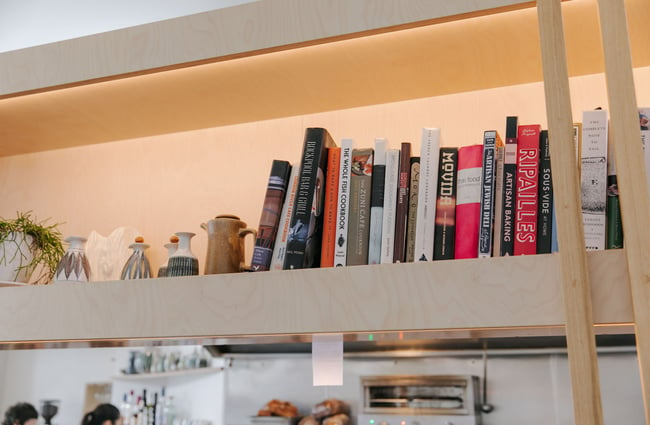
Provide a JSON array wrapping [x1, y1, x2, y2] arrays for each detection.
[[238, 228, 257, 272]]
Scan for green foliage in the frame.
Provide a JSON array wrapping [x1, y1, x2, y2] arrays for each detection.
[[0, 211, 65, 284]]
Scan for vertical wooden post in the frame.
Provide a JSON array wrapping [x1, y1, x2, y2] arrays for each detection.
[[537, 1, 604, 424], [597, 0, 650, 422]]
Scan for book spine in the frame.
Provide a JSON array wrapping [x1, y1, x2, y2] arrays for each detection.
[[492, 145, 505, 257], [381, 149, 400, 264], [393, 142, 412, 262], [537, 130, 553, 254], [455, 144, 483, 259], [320, 147, 342, 267], [334, 139, 354, 267], [639, 108, 650, 195], [284, 127, 336, 269], [368, 138, 387, 265], [250, 160, 292, 271], [269, 165, 300, 271], [433, 147, 458, 260], [478, 131, 499, 258], [405, 157, 420, 262], [414, 128, 441, 262], [514, 124, 541, 256], [346, 148, 373, 265], [606, 134, 623, 249], [500, 116, 518, 256], [580, 109, 608, 251]]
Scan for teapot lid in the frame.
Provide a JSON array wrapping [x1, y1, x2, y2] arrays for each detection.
[[216, 214, 240, 220]]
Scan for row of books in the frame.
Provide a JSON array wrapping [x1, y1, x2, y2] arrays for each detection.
[[247, 108, 650, 271]]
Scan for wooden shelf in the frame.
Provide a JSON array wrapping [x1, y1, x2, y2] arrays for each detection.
[[1, 0, 649, 157], [112, 367, 223, 381], [0, 250, 631, 346]]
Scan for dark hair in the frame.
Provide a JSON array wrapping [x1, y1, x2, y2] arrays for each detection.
[[80, 404, 120, 425], [3, 403, 38, 425]]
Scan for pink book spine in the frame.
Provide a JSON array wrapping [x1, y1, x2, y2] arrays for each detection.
[[514, 124, 541, 256], [454, 144, 483, 259]]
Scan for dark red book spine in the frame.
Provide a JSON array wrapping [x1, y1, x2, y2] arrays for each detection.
[[393, 142, 412, 262]]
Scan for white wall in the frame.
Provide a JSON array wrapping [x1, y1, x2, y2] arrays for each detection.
[[0, 0, 257, 53], [0, 346, 224, 425]]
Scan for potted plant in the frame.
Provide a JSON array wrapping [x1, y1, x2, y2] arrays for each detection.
[[0, 211, 65, 284]]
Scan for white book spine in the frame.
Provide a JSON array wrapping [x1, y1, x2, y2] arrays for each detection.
[[581, 109, 608, 251], [639, 107, 650, 195], [380, 149, 400, 264], [334, 138, 354, 267], [368, 138, 387, 265], [414, 128, 441, 261], [269, 164, 300, 270]]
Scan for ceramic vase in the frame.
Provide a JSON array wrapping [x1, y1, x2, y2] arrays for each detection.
[[54, 236, 91, 282], [120, 240, 152, 279], [0, 232, 35, 283], [166, 232, 198, 277], [157, 239, 179, 278]]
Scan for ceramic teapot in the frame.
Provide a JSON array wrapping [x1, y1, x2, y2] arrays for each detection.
[[201, 214, 256, 274]]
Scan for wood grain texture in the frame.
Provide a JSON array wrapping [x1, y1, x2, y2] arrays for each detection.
[[537, 1, 603, 424], [1, 0, 650, 157], [597, 0, 650, 422], [0, 251, 632, 344]]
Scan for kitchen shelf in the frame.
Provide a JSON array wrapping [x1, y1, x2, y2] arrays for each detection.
[[112, 367, 223, 381], [0, 0, 649, 157], [0, 250, 632, 345]]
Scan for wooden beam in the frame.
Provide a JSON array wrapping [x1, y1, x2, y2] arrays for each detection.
[[597, 0, 650, 422], [537, 1, 604, 424]]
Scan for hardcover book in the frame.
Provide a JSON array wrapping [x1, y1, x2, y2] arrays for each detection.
[[346, 147, 373, 266], [492, 144, 505, 257], [639, 107, 650, 193], [500, 116, 518, 256], [405, 157, 420, 262], [537, 130, 553, 254], [514, 124, 541, 256], [270, 165, 300, 271], [454, 144, 483, 260], [283, 127, 337, 269], [414, 128, 441, 262], [368, 138, 387, 265], [334, 138, 354, 267], [433, 147, 458, 260], [393, 142, 412, 262], [606, 133, 623, 249], [320, 147, 342, 267], [251, 160, 292, 271], [381, 148, 400, 264], [580, 109, 608, 251], [478, 130, 503, 258]]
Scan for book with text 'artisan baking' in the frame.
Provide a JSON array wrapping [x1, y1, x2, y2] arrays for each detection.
[[283, 127, 337, 269], [500, 116, 518, 256]]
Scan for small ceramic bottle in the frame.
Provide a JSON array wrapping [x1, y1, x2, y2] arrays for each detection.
[[54, 236, 91, 282], [157, 235, 179, 278], [166, 232, 198, 277], [120, 236, 152, 279]]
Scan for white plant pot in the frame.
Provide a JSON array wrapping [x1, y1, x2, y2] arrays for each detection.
[[0, 232, 35, 283]]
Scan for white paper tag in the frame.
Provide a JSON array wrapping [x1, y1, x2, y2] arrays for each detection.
[[312, 333, 343, 386]]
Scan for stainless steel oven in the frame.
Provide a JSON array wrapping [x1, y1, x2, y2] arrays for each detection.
[[358, 375, 481, 425]]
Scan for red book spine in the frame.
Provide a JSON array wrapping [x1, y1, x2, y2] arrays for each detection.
[[514, 124, 541, 255], [454, 144, 483, 259], [320, 147, 341, 267]]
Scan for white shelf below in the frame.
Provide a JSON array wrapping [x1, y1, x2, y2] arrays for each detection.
[[112, 367, 223, 381]]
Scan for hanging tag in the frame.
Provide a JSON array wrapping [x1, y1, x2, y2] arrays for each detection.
[[312, 333, 343, 386]]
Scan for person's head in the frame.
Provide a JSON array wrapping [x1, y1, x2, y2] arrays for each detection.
[[3, 403, 38, 425], [80, 404, 122, 425]]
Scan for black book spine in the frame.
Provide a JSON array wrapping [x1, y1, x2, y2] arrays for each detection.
[[537, 130, 553, 254], [500, 116, 518, 256], [251, 160, 292, 271], [433, 147, 458, 260], [479, 131, 498, 257], [283, 128, 336, 269], [393, 142, 412, 262]]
